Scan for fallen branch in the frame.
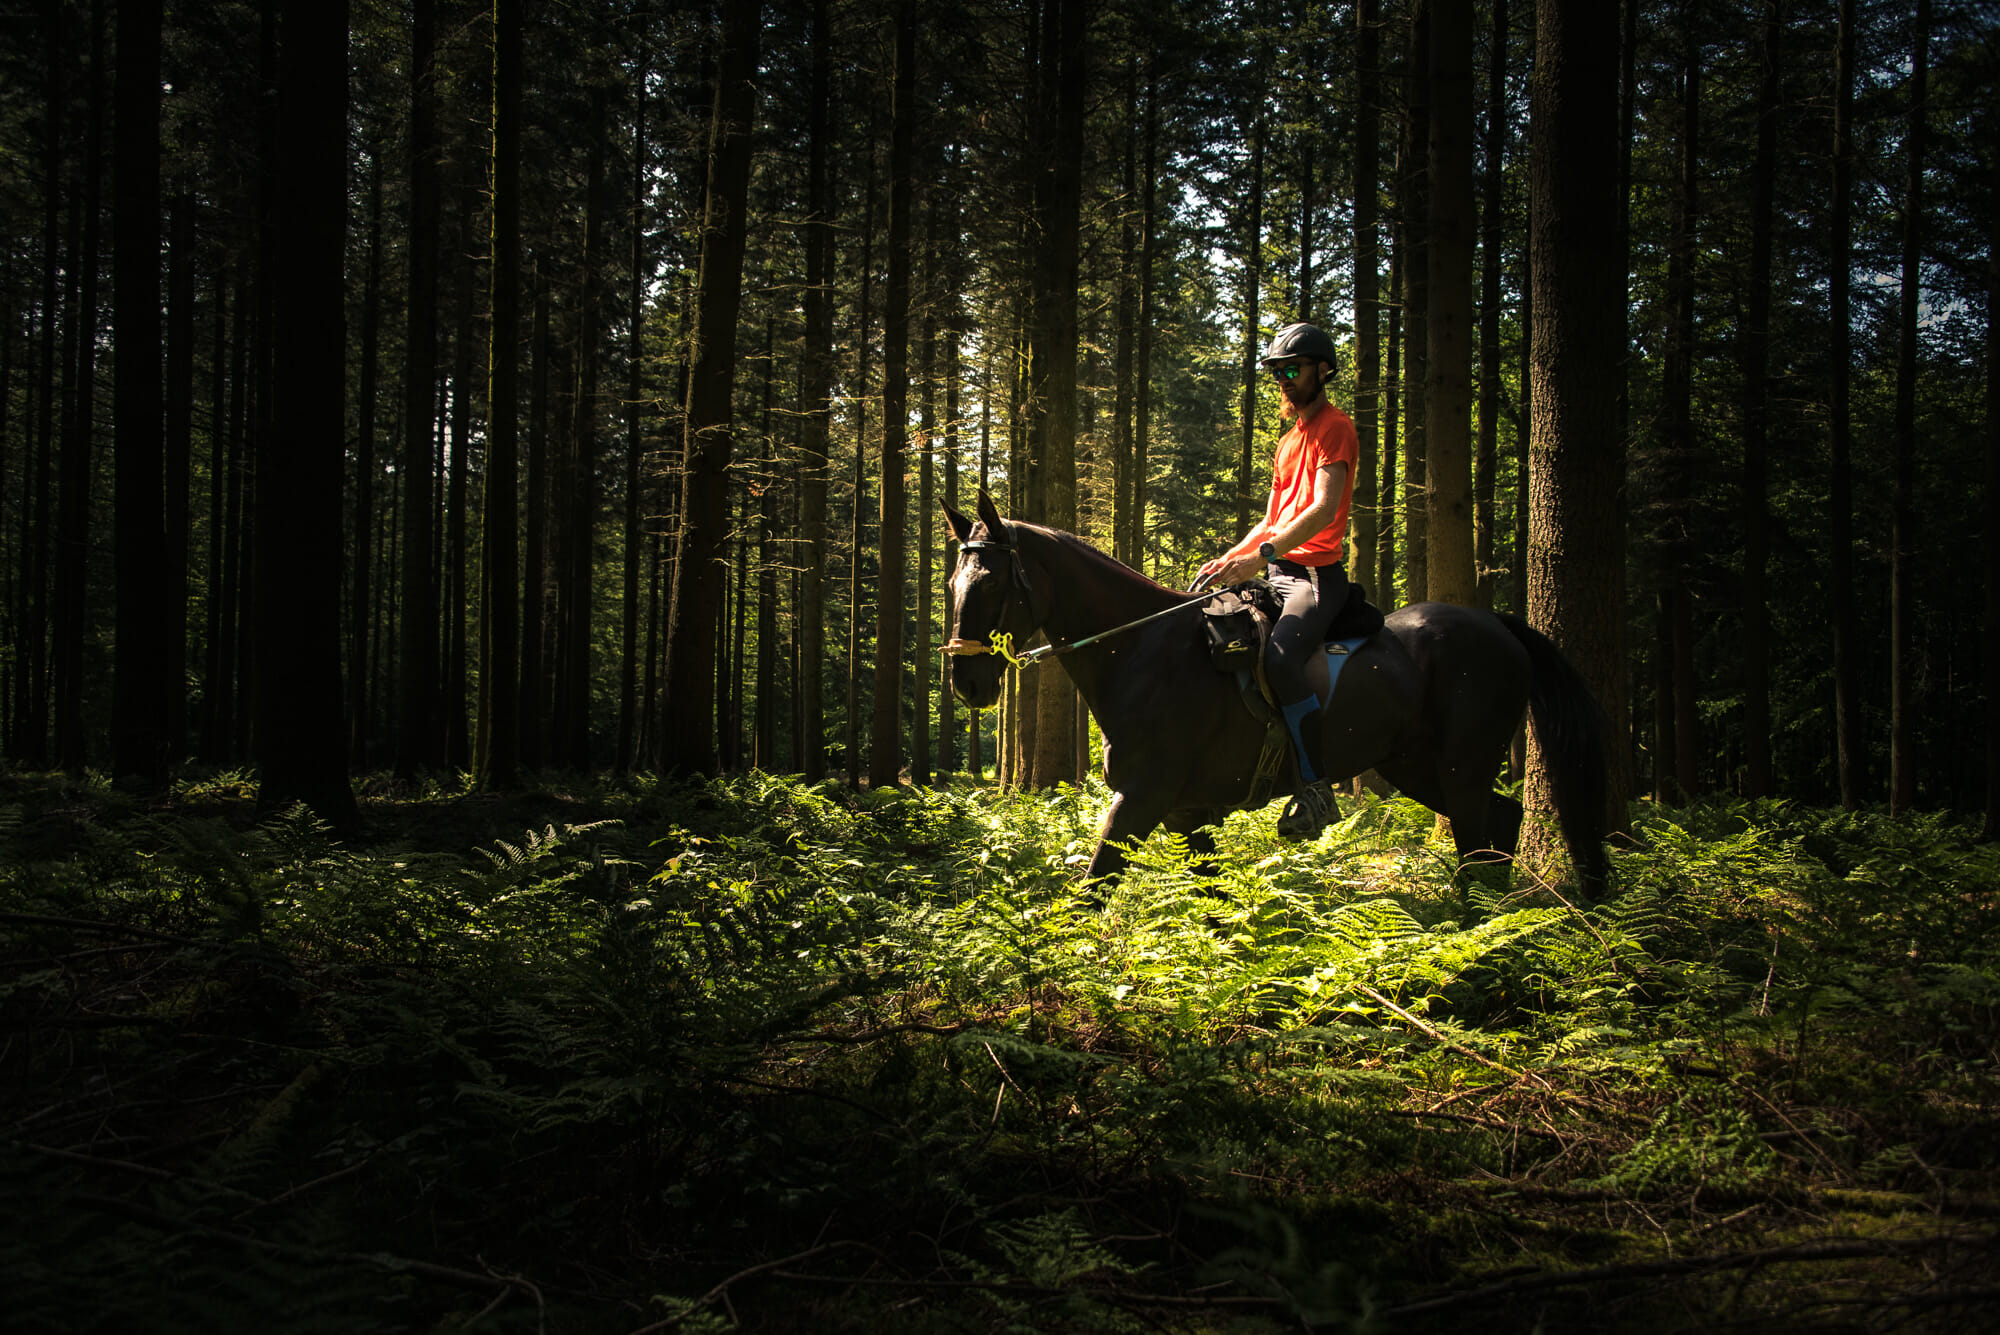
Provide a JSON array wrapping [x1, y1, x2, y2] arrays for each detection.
[[1381, 1232, 1988, 1319], [1357, 986, 1545, 1087]]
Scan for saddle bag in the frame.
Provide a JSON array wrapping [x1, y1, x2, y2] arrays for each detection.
[[1201, 586, 1274, 671]]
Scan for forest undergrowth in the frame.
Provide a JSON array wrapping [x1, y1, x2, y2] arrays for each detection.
[[3, 766, 1997, 1333]]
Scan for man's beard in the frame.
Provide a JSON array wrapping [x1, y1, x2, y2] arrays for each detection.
[[1279, 383, 1314, 419]]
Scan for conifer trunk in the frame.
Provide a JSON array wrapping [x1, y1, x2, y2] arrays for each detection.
[[662, 1, 762, 776]]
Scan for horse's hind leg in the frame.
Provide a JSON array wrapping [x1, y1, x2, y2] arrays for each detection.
[[1374, 757, 1507, 883]]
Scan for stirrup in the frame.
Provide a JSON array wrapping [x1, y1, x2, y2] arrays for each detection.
[[1278, 779, 1335, 841]]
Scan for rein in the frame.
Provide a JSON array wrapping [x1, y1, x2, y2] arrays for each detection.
[[943, 532, 1227, 669]]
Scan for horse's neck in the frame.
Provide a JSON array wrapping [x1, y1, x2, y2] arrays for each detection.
[[1028, 530, 1179, 712]]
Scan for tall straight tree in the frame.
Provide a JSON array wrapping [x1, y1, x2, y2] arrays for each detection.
[[1400, 0, 1431, 602], [1351, 0, 1381, 595], [479, 0, 522, 790], [257, 0, 356, 828], [1739, 0, 1781, 797], [111, 0, 169, 786], [1237, 116, 1264, 540], [1024, 0, 1087, 788], [398, 0, 442, 778], [1829, 0, 1863, 808], [1522, 0, 1627, 884], [870, 0, 918, 790], [1889, 0, 1928, 816], [1982, 133, 1998, 842], [662, 0, 762, 776], [1424, 0, 1476, 607], [1473, 0, 1506, 611], [54, 0, 105, 776], [1656, 7, 1701, 802], [797, 0, 833, 782], [618, 58, 650, 776]]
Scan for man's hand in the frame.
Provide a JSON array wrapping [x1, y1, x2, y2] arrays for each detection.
[[1196, 550, 1267, 590]]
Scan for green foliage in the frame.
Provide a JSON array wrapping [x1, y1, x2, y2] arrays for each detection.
[[4, 773, 1997, 1331]]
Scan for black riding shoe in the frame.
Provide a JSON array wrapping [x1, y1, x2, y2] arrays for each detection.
[[1278, 778, 1335, 841]]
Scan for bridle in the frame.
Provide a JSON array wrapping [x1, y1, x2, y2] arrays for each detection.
[[943, 526, 1045, 661]]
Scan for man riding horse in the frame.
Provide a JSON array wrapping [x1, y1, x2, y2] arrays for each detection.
[[1196, 322, 1357, 842]]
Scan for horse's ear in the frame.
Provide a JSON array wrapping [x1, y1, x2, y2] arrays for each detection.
[[976, 489, 1006, 536], [942, 502, 974, 545]]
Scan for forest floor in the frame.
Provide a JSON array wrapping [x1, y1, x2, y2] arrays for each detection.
[[3, 766, 1997, 1333]]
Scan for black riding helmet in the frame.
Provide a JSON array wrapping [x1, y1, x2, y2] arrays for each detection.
[[1260, 322, 1339, 377]]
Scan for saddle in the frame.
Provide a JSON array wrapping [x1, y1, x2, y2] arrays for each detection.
[[1200, 581, 1386, 809]]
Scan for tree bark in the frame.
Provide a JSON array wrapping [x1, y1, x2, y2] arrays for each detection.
[[111, 0, 169, 786], [1523, 0, 1628, 885], [479, 0, 523, 790], [54, 0, 104, 775], [1424, 0, 1476, 607], [1473, 0, 1506, 613], [1352, 0, 1382, 597], [397, 0, 442, 778], [1739, 0, 1780, 798], [798, 0, 834, 782], [663, 0, 762, 776], [1025, 0, 1087, 789], [256, 0, 356, 828], [870, 0, 917, 790], [1237, 117, 1264, 541], [1400, 0, 1431, 603], [1889, 0, 1928, 816], [1829, 0, 1862, 809]]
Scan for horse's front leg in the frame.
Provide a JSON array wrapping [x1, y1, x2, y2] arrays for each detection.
[[1084, 790, 1171, 885]]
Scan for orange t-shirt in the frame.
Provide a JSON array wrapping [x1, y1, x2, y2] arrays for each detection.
[[1234, 403, 1359, 567]]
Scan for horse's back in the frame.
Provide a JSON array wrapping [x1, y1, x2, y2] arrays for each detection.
[[1317, 603, 1531, 772]]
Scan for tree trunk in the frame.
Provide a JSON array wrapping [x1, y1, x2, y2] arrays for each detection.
[[663, 1, 762, 777], [1656, 7, 1700, 802], [1982, 125, 1999, 841], [617, 62, 649, 776], [1237, 118, 1264, 540], [847, 117, 876, 787], [520, 265, 550, 770], [1523, 0, 1627, 889], [1889, 0, 1928, 816], [256, 0, 356, 828], [1025, 0, 1087, 789], [1400, 0, 1431, 603], [1740, 0, 1780, 798], [1381, 236, 1401, 602], [54, 0, 104, 776], [352, 149, 384, 771], [870, 0, 917, 790], [1424, 0, 1475, 607], [559, 89, 607, 772], [398, 0, 441, 778], [445, 230, 475, 773], [1829, 0, 1862, 809], [912, 191, 940, 788], [1352, 0, 1381, 597], [111, 0, 169, 786], [798, 0, 834, 782], [479, 0, 522, 790], [1473, 0, 1505, 613]]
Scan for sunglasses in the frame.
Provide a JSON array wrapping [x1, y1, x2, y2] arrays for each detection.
[[1269, 362, 1311, 381]]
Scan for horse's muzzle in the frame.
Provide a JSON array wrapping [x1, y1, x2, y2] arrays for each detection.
[[943, 638, 990, 657]]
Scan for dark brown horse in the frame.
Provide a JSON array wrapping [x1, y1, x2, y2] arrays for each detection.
[[943, 493, 1611, 895]]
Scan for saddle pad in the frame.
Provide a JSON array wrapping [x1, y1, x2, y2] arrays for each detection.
[[1322, 637, 1370, 697]]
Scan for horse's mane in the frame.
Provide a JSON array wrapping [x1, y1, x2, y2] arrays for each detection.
[[998, 518, 1186, 602]]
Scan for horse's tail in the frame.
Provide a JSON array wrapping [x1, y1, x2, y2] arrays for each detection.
[[1497, 613, 1612, 898]]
